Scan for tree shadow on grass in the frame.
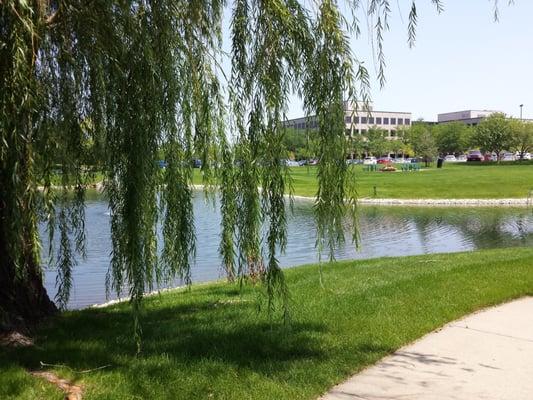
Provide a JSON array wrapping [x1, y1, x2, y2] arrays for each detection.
[[1, 296, 328, 385]]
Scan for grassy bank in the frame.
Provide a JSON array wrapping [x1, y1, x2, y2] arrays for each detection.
[[288, 163, 533, 199], [2, 247, 533, 399]]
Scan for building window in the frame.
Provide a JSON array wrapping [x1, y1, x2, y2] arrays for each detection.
[[345, 116, 351, 123], [361, 117, 367, 124], [354, 116, 360, 124], [405, 118, 410, 125], [368, 117, 374, 124], [376, 117, 382, 124], [390, 130, 396, 137], [397, 118, 403, 125], [390, 118, 396, 125], [383, 118, 389, 125]]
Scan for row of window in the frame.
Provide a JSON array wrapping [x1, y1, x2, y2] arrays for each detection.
[[290, 120, 318, 129], [345, 129, 398, 137], [344, 116, 410, 125]]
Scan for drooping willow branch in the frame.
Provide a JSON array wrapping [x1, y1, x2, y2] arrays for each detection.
[[1, 0, 472, 348]]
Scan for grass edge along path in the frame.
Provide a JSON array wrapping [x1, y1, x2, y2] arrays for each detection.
[[1, 247, 533, 399]]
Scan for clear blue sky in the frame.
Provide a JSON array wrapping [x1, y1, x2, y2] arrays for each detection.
[[346, 0, 533, 121], [222, 1, 533, 121]]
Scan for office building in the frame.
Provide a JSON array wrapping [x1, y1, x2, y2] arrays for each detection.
[[284, 102, 412, 139]]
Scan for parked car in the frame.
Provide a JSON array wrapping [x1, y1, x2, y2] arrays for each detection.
[[519, 153, 532, 160], [308, 159, 318, 166], [363, 156, 377, 165], [444, 155, 457, 162], [501, 152, 516, 162], [466, 150, 484, 162], [192, 159, 202, 168], [393, 157, 407, 164], [456, 154, 467, 162], [286, 160, 300, 167], [377, 156, 392, 164]]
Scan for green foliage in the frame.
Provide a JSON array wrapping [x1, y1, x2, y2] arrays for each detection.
[[433, 122, 473, 155], [404, 123, 438, 163], [509, 119, 533, 159], [364, 127, 390, 156], [0, 0, 464, 343], [472, 113, 514, 159], [281, 127, 319, 160]]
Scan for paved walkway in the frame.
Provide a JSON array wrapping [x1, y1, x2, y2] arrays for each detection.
[[320, 297, 533, 400]]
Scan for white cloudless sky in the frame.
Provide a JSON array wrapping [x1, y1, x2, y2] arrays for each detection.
[[221, 1, 533, 121]]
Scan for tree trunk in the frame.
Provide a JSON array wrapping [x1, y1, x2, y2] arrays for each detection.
[[0, 212, 57, 332]]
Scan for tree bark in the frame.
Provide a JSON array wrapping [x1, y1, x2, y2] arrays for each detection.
[[0, 209, 57, 332]]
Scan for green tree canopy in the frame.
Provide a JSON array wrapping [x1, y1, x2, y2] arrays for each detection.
[[472, 113, 514, 160], [433, 122, 473, 155], [365, 127, 390, 156], [405, 124, 437, 165], [509, 119, 533, 159], [1, 0, 500, 347]]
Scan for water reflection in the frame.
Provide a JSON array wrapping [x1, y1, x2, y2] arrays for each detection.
[[42, 193, 533, 309]]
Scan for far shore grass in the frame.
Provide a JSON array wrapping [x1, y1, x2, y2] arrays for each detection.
[[49, 162, 533, 200], [192, 162, 533, 199], [2, 247, 533, 399]]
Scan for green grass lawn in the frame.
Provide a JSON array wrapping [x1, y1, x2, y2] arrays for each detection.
[[192, 162, 533, 199], [286, 163, 533, 199], [2, 247, 533, 399]]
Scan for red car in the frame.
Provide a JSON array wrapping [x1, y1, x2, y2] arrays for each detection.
[[377, 157, 393, 164], [466, 150, 484, 162]]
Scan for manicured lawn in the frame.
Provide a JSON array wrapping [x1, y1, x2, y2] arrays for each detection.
[[2, 247, 533, 399], [284, 163, 533, 199], [192, 163, 533, 199]]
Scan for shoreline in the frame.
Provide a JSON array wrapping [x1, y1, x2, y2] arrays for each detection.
[[291, 194, 531, 207], [41, 183, 532, 208]]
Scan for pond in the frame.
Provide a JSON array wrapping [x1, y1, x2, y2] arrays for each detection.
[[42, 193, 533, 309]]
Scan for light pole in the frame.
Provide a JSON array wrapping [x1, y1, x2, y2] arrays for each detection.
[[520, 104, 524, 120]]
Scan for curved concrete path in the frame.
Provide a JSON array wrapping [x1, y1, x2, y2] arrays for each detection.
[[320, 297, 533, 400]]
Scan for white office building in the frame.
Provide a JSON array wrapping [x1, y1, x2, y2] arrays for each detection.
[[284, 102, 412, 139], [437, 110, 501, 126]]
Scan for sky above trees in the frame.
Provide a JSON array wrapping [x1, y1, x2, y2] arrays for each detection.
[[220, 1, 533, 121]]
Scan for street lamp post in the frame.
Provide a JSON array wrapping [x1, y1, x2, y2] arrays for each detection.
[[520, 104, 524, 120]]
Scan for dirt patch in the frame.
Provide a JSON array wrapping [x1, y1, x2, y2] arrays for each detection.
[[31, 371, 83, 400], [0, 331, 34, 347]]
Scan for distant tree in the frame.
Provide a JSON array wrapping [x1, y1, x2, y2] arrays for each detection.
[[509, 120, 533, 160], [472, 113, 515, 161], [433, 122, 472, 155], [406, 124, 437, 166], [282, 128, 317, 160], [365, 128, 390, 156], [347, 134, 365, 159]]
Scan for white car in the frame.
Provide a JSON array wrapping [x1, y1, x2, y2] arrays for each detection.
[[516, 152, 531, 160], [501, 153, 516, 162], [444, 155, 457, 162], [363, 156, 377, 165], [286, 160, 300, 167], [456, 154, 467, 162]]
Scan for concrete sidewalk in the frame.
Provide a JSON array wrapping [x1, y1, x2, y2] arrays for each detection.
[[320, 297, 533, 400]]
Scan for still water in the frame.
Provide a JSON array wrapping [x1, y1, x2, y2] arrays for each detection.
[[42, 193, 533, 309]]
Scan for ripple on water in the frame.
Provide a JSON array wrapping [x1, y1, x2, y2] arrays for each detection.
[[41, 196, 533, 309]]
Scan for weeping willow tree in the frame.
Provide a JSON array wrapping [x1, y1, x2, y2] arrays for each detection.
[[4, 0, 499, 341]]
